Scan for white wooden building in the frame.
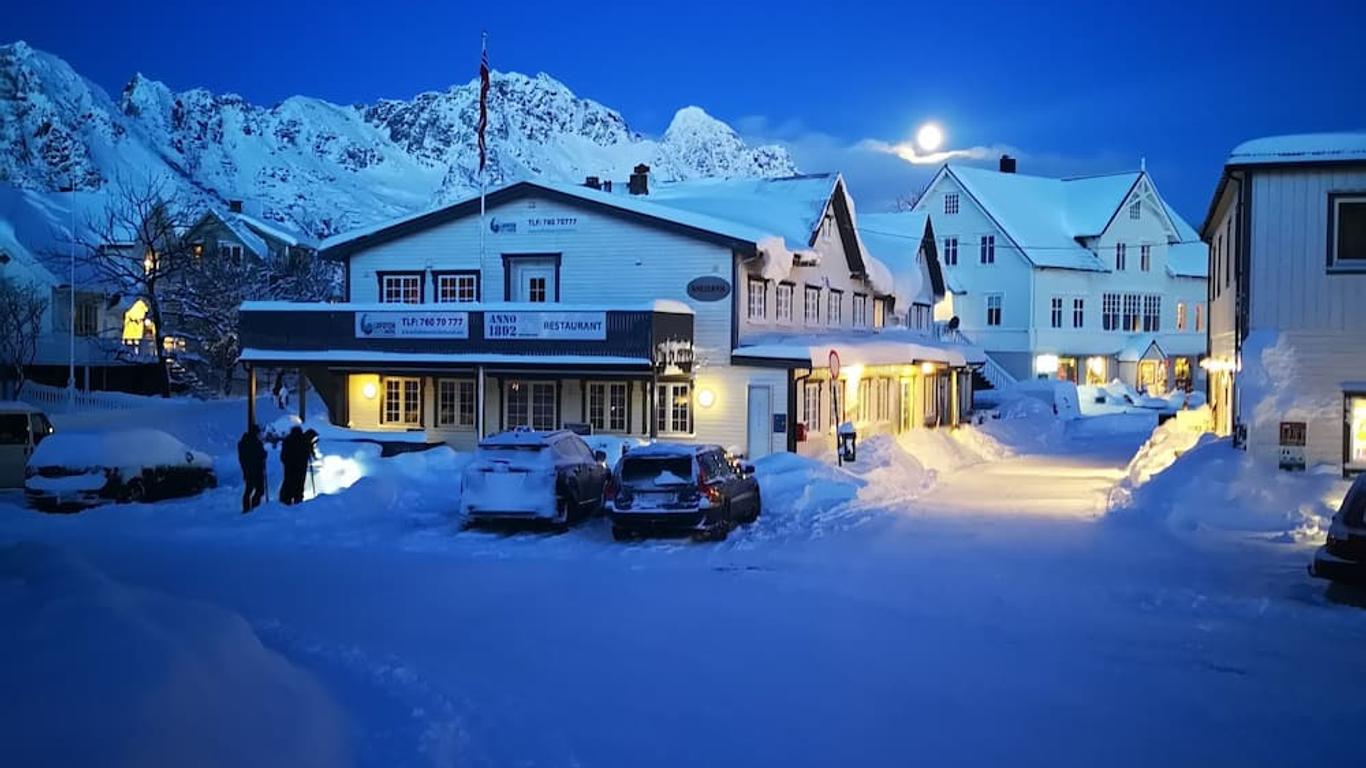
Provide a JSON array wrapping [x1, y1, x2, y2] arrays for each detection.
[[910, 158, 1209, 394], [238, 170, 980, 458], [1202, 133, 1366, 474]]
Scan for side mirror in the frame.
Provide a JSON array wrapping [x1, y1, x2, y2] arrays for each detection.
[[593, 449, 608, 464], [739, 462, 756, 477]]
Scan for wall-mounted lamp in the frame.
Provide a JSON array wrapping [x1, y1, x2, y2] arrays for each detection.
[[361, 382, 378, 400], [697, 388, 716, 409]]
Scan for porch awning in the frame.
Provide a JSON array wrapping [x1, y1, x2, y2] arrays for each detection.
[[731, 330, 985, 369]]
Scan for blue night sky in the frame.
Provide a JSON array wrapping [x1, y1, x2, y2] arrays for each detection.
[[8, 0, 1366, 222]]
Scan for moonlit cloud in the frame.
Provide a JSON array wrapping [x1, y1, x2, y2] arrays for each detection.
[[856, 138, 1004, 166]]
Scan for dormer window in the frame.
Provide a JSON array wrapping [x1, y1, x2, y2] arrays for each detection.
[[820, 213, 834, 239], [1129, 200, 1141, 220], [944, 193, 960, 215]]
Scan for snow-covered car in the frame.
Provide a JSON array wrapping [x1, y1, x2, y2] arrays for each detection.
[[1310, 474, 1366, 585], [24, 428, 217, 512], [0, 401, 55, 488], [460, 428, 609, 526], [605, 443, 760, 541]]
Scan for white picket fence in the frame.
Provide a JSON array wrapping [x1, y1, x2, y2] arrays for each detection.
[[18, 381, 187, 414]]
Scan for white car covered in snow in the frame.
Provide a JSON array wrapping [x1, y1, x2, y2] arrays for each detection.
[[24, 428, 216, 512], [460, 428, 610, 527]]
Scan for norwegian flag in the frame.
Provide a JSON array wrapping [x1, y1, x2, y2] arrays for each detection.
[[477, 35, 490, 173]]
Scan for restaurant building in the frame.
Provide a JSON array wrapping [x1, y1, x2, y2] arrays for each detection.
[[238, 169, 981, 458]]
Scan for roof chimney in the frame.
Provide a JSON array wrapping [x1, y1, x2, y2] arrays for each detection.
[[629, 164, 650, 195], [602, 180, 613, 193], [228, 199, 244, 213], [998, 155, 1017, 174], [584, 176, 601, 190]]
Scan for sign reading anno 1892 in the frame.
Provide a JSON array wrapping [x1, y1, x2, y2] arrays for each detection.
[[355, 311, 469, 339], [484, 311, 607, 340]]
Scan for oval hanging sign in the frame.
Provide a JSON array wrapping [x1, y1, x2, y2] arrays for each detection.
[[686, 275, 731, 302]]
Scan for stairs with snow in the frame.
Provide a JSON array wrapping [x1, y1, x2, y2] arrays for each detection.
[[934, 325, 1017, 391]]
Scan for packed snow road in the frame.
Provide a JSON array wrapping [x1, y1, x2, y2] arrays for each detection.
[[2, 415, 1365, 767]]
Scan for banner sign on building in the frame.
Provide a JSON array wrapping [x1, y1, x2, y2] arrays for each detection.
[[488, 215, 581, 234], [484, 311, 607, 340], [355, 311, 470, 339]]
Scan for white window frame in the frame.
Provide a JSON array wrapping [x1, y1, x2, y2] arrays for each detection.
[[852, 293, 868, 328], [1050, 296, 1063, 328], [857, 379, 871, 422], [1329, 193, 1366, 271], [979, 235, 995, 265], [435, 273, 479, 303], [944, 193, 959, 215], [505, 381, 558, 431], [1142, 294, 1161, 332], [381, 273, 422, 304], [826, 289, 841, 326], [382, 376, 421, 426], [806, 285, 823, 325], [655, 382, 691, 435], [1140, 244, 1152, 272], [873, 298, 886, 329], [435, 379, 477, 429], [776, 282, 794, 324], [1072, 297, 1085, 329], [1103, 293, 1120, 331], [803, 381, 822, 432], [943, 237, 958, 266], [588, 381, 628, 433], [986, 293, 1002, 327], [747, 277, 768, 321], [1115, 243, 1127, 271], [1129, 200, 1141, 220]]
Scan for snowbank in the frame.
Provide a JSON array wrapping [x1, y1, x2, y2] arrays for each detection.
[[743, 451, 867, 540], [29, 427, 211, 470], [0, 543, 348, 768], [1109, 432, 1348, 539]]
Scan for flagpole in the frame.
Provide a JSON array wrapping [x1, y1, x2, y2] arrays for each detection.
[[476, 31, 488, 441]]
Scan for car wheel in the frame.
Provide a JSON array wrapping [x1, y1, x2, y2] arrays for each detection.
[[554, 491, 576, 530], [123, 479, 146, 504], [741, 490, 762, 524]]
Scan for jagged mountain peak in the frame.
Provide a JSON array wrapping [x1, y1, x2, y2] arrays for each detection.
[[0, 41, 799, 241]]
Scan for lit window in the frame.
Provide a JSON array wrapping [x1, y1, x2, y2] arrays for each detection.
[[979, 235, 995, 264], [381, 274, 422, 304], [1176, 302, 1188, 331], [1123, 293, 1141, 331], [943, 237, 958, 266], [873, 298, 886, 329], [803, 381, 822, 432], [986, 294, 1002, 326], [382, 377, 421, 426], [776, 283, 794, 324], [655, 383, 691, 435], [857, 379, 871, 422], [747, 277, 768, 321], [1195, 302, 1205, 332], [435, 273, 478, 303], [944, 193, 959, 215]]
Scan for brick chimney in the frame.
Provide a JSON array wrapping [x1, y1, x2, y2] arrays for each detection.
[[584, 176, 601, 190], [628, 164, 650, 195], [228, 199, 244, 213], [998, 155, 1017, 174]]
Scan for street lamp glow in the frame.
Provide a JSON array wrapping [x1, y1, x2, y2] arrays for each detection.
[[916, 123, 944, 153]]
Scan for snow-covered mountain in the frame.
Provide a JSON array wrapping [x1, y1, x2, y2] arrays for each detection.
[[0, 40, 796, 242]]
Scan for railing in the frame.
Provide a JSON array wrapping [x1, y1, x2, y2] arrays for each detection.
[[932, 323, 1018, 389], [19, 381, 187, 414]]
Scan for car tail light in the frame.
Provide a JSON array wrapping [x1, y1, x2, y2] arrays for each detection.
[[696, 466, 722, 504]]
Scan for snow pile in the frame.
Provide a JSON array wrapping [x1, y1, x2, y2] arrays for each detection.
[[743, 451, 867, 540], [0, 542, 348, 768], [896, 425, 1010, 474], [1118, 407, 1212, 487], [1239, 331, 1343, 446], [29, 427, 211, 470], [1109, 435, 1346, 538], [840, 434, 936, 505]]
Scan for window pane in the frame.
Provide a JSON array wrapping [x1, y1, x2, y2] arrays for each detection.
[[1339, 201, 1366, 261]]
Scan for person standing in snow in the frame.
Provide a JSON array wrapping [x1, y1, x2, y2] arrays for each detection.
[[238, 423, 267, 513], [279, 426, 308, 505]]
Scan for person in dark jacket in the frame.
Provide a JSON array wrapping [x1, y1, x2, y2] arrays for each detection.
[[237, 424, 267, 513], [279, 426, 309, 505]]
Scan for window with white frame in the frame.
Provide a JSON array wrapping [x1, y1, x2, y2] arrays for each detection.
[[588, 382, 628, 432], [382, 377, 421, 426], [944, 193, 959, 215], [873, 298, 886, 329], [876, 378, 892, 422], [1195, 302, 1205, 332], [979, 235, 995, 264], [1122, 293, 1141, 331], [1129, 200, 1141, 220], [776, 282, 794, 324], [1115, 243, 1127, 271], [655, 382, 691, 435], [1102, 293, 1120, 331], [1176, 302, 1188, 331], [986, 293, 1002, 326], [1050, 297, 1063, 328], [506, 381, 557, 431], [1329, 193, 1366, 270], [1142, 295, 1162, 332], [1072, 297, 1085, 328], [746, 277, 767, 321], [826, 289, 841, 325], [1140, 244, 1151, 272], [802, 285, 819, 325], [435, 379, 476, 428], [852, 293, 868, 328], [803, 381, 822, 432], [435, 273, 478, 303], [943, 237, 958, 266], [857, 379, 871, 422], [381, 273, 422, 304]]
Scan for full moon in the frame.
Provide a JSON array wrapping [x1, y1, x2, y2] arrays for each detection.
[[916, 123, 945, 152]]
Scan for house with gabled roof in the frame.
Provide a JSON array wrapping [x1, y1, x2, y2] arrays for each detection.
[[910, 157, 1209, 395], [238, 167, 979, 458]]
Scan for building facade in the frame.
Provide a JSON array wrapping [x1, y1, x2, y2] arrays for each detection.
[[1203, 133, 1366, 474], [239, 172, 979, 458], [910, 159, 1208, 394]]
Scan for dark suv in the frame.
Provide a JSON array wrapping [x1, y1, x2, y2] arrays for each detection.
[[1311, 474, 1366, 584], [605, 443, 760, 541]]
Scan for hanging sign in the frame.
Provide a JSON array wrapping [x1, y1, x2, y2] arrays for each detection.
[[355, 311, 469, 339], [686, 276, 731, 302], [484, 311, 607, 340]]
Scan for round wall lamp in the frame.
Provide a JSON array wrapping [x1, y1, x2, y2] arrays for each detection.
[[697, 388, 717, 409]]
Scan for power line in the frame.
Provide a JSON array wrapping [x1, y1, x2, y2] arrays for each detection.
[[856, 226, 1208, 251]]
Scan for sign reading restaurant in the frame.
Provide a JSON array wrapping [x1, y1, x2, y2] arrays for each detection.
[[484, 311, 607, 340], [355, 311, 469, 339]]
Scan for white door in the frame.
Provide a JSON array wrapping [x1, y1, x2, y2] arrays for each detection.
[[746, 385, 773, 459], [511, 260, 556, 303]]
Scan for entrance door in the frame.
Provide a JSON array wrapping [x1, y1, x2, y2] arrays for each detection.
[[1137, 360, 1166, 395], [746, 385, 773, 459], [1056, 357, 1079, 383], [509, 258, 556, 303]]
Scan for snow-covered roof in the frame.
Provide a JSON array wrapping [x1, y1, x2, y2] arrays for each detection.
[[643, 174, 836, 251], [1117, 334, 1164, 363], [732, 329, 985, 369], [213, 213, 270, 258], [1226, 132, 1366, 166], [0, 220, 59, 286], [231, 211, 318, 250], [856, 211, 942, 306]]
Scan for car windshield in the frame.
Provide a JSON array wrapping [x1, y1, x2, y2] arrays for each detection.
[[0, 414, 28, 445], [620, 456, 693, 486]]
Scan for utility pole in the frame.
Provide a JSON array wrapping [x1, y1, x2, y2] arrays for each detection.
[[67, 175, 76, 410]]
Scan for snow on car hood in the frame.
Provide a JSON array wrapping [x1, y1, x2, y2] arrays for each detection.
[[29, 428, 212, 470]]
